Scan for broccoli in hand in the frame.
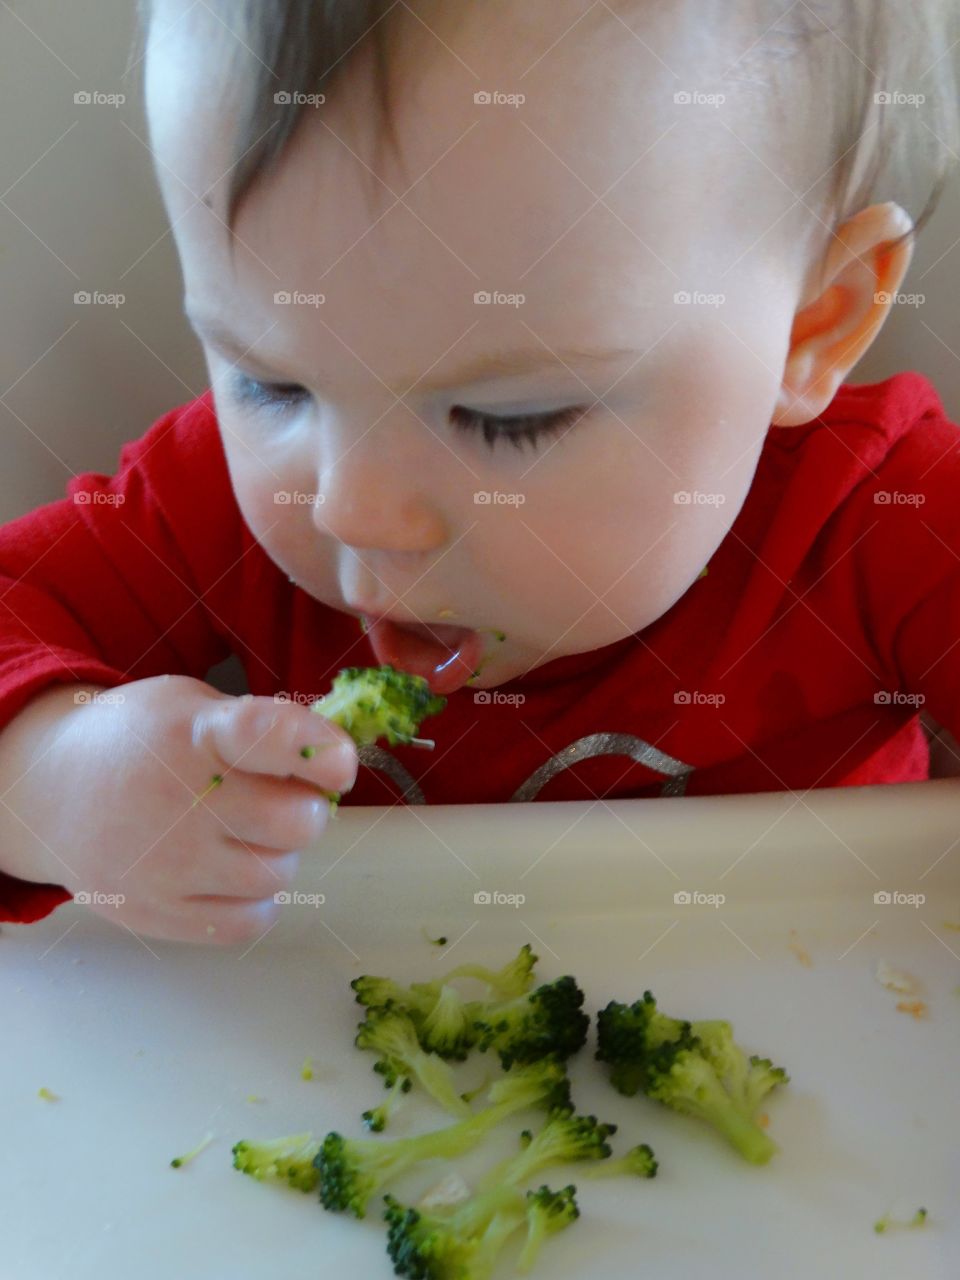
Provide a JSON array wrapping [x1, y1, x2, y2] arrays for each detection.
[[596, 991, 788, 1164], [314, 665, 446, 748]]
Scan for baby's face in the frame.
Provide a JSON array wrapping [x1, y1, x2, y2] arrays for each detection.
[[147, 0, 811, 688]]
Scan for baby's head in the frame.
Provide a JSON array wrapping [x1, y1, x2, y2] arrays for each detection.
[[141, 0, 956, 690]]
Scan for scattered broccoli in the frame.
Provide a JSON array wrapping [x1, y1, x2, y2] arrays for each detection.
[[355, 1008, 472, 1118], [316, 1057, 569, 1218], [596, 992, 788, 1164], [232, 1132, 320, 1191], [875, 1207, 928, 1234], [313, 665, 446, 748], [473, 975, 590, 1070], [517, 1184, 580, 1274], [384, 1185, 529, 1279]]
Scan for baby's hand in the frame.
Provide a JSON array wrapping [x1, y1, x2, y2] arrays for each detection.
[[0, 675, 357, 945]]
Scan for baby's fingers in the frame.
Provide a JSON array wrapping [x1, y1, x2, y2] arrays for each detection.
[[192, 694, 358, 792]]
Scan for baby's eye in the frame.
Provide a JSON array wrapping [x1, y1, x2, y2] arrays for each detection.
[[449, 403, 589, 452], [228, 373, 311, 413]]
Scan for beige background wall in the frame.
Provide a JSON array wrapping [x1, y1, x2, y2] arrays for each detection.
[[1, 0, 958, 528]]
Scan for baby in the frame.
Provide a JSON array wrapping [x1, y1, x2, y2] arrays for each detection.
[[0, 0, 957, 944]]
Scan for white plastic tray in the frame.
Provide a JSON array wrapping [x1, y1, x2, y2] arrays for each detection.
[[3, 778, 959, 1279]]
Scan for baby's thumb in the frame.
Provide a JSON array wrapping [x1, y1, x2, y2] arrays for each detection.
[[191, 693, 357, 788]]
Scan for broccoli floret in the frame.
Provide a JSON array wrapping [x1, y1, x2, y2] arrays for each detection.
[[316, 1058, 568, 1218], [350, 944, 539, 1061], [313, 665, 446, 747], [517, 1184, 580, 1274], [362, 1075, 412, 1132], [474, 1107, 616, 1197], [384, 1186, 528, 1279], [472, 975, 590, 1070], [596, 993, 789, 1165], [578, 1142, 658, 1180], [232, 1132, 320, 1192], [442, 943, 539, 999], [355, 1009, 471, 1118]]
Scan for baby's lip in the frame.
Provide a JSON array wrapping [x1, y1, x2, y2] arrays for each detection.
[[361, 615, 486, 695]]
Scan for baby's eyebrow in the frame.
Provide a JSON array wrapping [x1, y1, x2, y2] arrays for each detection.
[[186, 308, 636, 391]]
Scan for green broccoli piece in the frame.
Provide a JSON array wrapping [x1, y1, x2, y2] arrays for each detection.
[[472, 975, 590, 1070], [355, 1008, 472, 1118], [517, 1184, 580, 1274], [313, 665, 446, 747], [595, 992, 788, 1165], [484, 1108, 616, 1190], [383, 1185, 529, 1279], [316, 1057, 570, 1218], [350, 944, 539, 1061], [362, 1075, 412, 1132], [232, 1132, 321, 1192], [578, 1142, 658, 1180], [875, 1207, 928, 1233]]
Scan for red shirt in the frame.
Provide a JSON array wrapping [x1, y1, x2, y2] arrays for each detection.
[[2, 373, 958, 923]]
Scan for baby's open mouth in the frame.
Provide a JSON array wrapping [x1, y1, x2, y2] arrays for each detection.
[[363, 616, 486, 695]]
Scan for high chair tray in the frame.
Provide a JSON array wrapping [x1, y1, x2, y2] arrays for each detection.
[[3, 778, 958, 1279]]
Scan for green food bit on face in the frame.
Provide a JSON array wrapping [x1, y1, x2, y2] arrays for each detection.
[[300, 745, 316, 759], [193, 773, 224, 805], [698, 566, 709, 579]]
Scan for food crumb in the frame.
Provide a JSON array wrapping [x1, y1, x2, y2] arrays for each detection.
[[788, 929, 813, 967], [37, 1087, 58, 1102], [757, 1112, 770, 1128], [895, 1000, 928, 1020], [301, 1057, 314, 1081], [876, 960, 917, 994]]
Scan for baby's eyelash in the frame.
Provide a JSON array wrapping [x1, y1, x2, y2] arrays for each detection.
[[229, 373, 310, 412], [228, 372, 589, 453], [449, 403, 588, 452]]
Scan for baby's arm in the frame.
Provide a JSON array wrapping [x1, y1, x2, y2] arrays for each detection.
[[0, 396, 353, 942], [0, 673, 356, 945]]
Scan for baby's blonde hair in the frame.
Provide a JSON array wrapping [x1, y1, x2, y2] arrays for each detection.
[[141, 0, 958, 258]]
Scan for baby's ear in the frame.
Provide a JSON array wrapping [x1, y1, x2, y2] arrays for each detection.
[[772, 202, 915, 426]]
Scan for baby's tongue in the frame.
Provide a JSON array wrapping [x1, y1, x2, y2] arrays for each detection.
[[364, 617, 485, 696]]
